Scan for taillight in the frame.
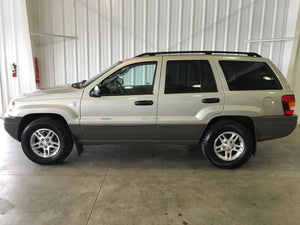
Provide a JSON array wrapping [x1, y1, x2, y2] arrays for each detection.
[[282, 95, 295, 116]]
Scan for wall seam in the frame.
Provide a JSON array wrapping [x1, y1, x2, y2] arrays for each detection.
[[155, 0, 158, 51], [50, 0, 56, 86], [166, 0, 170, 50], [0, 1, 9, 113], [201, 0, 206, 50], [11, 0, 21, 94], [177, 0, 183, 51], [62, 0, 67, 84], [86, 0, 90, 79], [189, 0, 195, 51], [258, 0, 266, 54], [247, 0, 254, 52], [224, 0, 230, 51], [74, 0, 79, 82], [235, 0, 242, 51], [143, 0, 147, 53], [212, 0, 218, 50]]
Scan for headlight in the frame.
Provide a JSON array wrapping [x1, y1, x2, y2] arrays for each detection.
[[8, 100, 15, 112]]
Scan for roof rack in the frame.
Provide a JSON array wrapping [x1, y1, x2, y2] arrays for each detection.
[[136, 51, 261, 57]]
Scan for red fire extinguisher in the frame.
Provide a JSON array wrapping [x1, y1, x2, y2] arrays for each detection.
[[11, 63, 17, 77], [35, 57, 40, 84]]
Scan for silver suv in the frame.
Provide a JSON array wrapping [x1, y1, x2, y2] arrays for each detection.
[[4, 51, 297, 168]]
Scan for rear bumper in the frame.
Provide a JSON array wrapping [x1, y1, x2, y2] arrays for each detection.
[[4, 115, 22, 141], [252, 115, 298, 142]]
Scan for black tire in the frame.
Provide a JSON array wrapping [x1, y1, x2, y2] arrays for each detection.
[[201, 120, 254, 169], [21, 117, 74, 165]]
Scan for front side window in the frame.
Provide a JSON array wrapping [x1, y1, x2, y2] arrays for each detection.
[[165, 60, 217, 94], [219, 61, 282, 91], [101, 62, 157, 95]]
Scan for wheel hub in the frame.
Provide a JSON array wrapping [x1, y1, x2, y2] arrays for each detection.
[[30, 128, 61, 158], [213, 131, 245, 161]]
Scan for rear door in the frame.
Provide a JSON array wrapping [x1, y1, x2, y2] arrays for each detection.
[[157, 55, 225, 142]]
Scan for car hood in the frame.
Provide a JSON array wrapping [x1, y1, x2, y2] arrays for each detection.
[[14, 85, 83, 102]]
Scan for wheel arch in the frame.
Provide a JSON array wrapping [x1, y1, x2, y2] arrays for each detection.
[[201, 116, 257, 155], [18, 114, 69, 141]]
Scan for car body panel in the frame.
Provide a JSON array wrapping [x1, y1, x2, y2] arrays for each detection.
[[6, 85, 83, 125]]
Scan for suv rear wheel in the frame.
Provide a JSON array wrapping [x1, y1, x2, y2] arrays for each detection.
[[21, 117, 74, 165], [201, 120, 253, 169]]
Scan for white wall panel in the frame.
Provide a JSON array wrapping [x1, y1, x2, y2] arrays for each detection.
[[204, 0, 215, 50], [227, 0, 240, 51], [191, 0, 203, 50], [1, 0, 19, 98], [169, 0, 180, 50], [145, 0, 158, 52], [75, 0, 89, 81], [26, 0, 299, 88], [63, 0, 77, 84], [111, 0, 123, 63], [87, 0, 100, 76], [37, 0, 55, 87], [239, 0, 251, 51], [215, 0, 226, 51], [0, 0, 35, 115], [99, 0, 112, 70], [135, 0, 147, 54], [52, 0, 66, 85], [157, 0, 169, 51], [181, 0, 193, 50]]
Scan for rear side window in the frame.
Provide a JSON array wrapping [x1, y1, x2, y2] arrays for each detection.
[[219, 61, 282, 91], [165, 60, 217, 94]]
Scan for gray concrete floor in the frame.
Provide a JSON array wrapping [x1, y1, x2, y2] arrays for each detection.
[[0, 121, 300, 225]]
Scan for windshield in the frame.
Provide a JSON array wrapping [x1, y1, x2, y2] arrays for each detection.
[[81, 61, 123, 88]]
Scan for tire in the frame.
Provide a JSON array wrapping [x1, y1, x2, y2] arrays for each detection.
[[201, 120, 254, 169], [21, 117, 74, 165]]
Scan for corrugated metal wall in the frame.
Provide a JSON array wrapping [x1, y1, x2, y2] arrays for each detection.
[[0, 0, 36, 116], [26, 0, 299, 89]]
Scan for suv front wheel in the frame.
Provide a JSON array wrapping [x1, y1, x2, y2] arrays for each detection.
[[21, 117, 74, 165], [201, 120, 254, 169]]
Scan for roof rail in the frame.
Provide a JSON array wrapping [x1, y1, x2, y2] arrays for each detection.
[[136, 51, 261, 57]]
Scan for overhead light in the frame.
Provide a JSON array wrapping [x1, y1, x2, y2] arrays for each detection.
[[192, 84, 201, 88], [263, 76, 274, 81]]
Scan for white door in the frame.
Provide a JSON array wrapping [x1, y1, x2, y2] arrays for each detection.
[[80, 58, 162, 141], [157, 56, 225, 142]]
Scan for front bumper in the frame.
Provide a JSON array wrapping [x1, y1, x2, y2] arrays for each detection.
[[4, 115, 22, 141], [252, 115, 298, 142]]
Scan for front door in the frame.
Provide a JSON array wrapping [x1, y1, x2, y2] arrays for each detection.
[[80, 58, 161, 141]]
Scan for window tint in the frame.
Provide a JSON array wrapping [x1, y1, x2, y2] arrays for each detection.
[[219, 61, 282, 91], [101, 62, 156, 95], [165, 60, 217, 94]]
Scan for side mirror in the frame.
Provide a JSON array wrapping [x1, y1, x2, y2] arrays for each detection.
[[89, 84, 102, 97]]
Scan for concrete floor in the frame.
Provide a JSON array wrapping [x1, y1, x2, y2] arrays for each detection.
[[0, 121, 300, 225]]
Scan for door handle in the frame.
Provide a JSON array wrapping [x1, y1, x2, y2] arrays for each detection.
[[134, 100, 153, 106], [202, 98, 220, 103]]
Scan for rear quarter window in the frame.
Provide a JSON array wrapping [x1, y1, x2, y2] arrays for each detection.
[[219, 61, 282, 91]]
